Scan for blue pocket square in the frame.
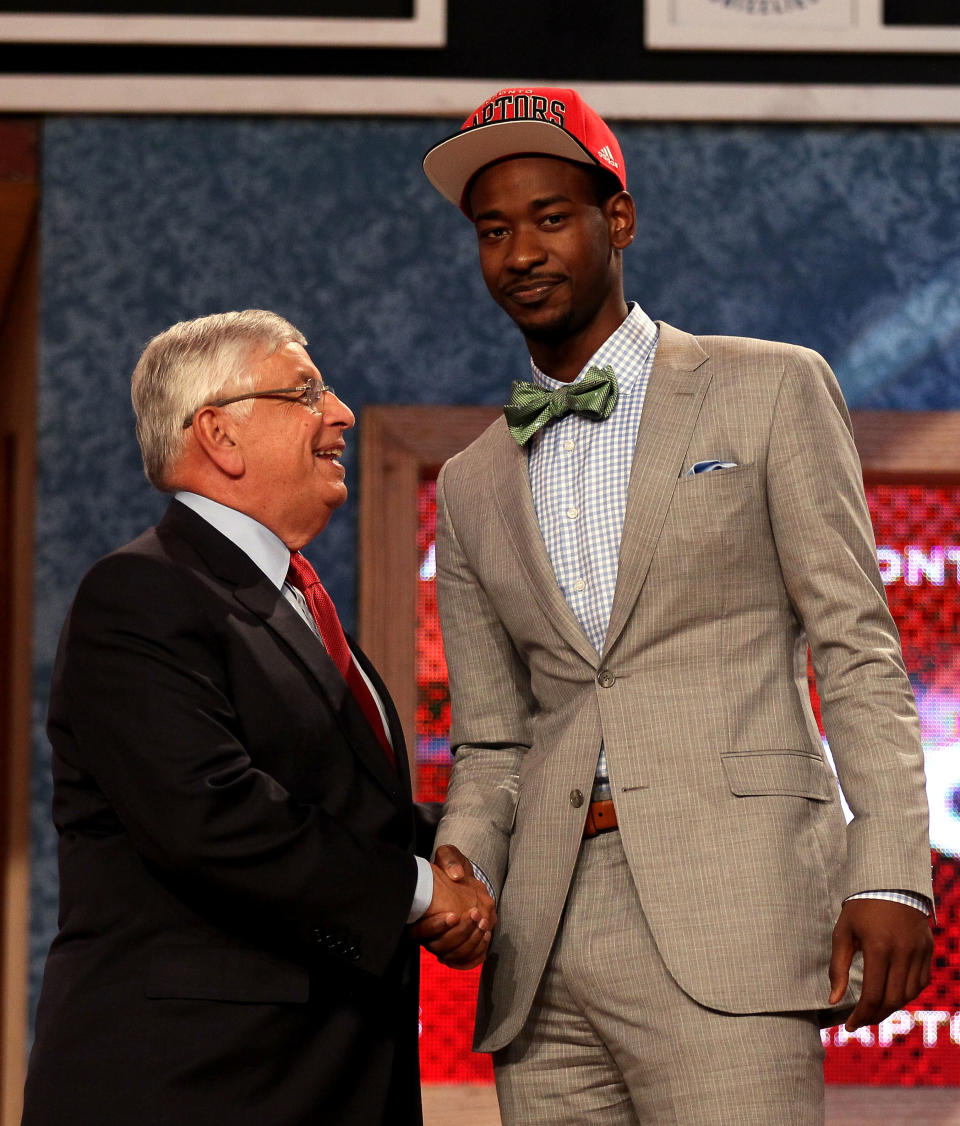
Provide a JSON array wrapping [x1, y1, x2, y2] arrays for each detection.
[[686, 459, 738, 476]]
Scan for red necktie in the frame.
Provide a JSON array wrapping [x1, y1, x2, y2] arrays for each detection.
[[287, 551, 396, 769]]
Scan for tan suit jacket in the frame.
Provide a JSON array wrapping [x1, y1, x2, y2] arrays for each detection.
[[434, 323, 932, 1054]]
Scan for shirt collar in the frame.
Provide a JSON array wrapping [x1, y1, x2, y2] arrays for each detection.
[[174, 491, 291, 590], [529, 302, 658, 391]]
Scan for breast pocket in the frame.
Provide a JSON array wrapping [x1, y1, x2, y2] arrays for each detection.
[[657, 463, 767, 597]]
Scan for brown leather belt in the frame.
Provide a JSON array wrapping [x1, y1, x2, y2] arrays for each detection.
[[582, 798, 618, 838]]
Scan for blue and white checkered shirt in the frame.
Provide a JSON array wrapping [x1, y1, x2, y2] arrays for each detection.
[[522, 304, 929, 916], [528, 302, 657, 795]]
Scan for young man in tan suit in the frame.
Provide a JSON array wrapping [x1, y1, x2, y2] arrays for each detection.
[[420, 89, 934, 1124]]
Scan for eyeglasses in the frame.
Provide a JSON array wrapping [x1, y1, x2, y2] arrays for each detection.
[[182, 377, 335, 428]]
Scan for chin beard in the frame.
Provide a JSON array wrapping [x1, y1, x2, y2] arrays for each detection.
[[508, 307, 575, 344]]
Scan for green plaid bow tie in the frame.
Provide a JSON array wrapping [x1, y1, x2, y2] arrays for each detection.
[[503, 365, 619, 447]]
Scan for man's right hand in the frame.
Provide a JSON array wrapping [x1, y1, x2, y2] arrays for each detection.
[[410, 845, 497, 970]]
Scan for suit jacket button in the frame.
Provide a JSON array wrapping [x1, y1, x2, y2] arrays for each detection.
[[570, 789, 584, 808], [597, 669, 615, 688]]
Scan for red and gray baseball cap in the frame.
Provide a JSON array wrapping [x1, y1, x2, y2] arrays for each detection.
[[422, 86, 627, 218]]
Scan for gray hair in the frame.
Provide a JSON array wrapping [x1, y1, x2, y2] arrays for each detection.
[[131, 309, 307, 489]]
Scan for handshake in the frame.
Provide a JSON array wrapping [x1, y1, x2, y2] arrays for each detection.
[[410, 845, 497, 970]]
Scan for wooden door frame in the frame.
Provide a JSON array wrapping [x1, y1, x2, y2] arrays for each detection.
[[0, 170, 37, 1126]]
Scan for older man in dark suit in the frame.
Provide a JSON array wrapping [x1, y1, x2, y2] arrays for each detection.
[[22, 309, 494, 1126]]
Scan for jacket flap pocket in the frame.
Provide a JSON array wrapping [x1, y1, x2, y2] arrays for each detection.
[[721, 750, 834, 801], [146, 945, 309, 1003]]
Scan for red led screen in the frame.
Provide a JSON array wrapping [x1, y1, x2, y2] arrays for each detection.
[[416, 480, 960, 1086]]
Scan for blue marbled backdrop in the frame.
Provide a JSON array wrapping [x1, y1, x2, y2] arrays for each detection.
[[31, 115, 960, 1012]]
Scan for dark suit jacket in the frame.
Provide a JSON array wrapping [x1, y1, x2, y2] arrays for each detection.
[[23, 500, 437, 1126]]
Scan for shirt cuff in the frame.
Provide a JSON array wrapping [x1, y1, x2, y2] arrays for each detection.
[[471, 861, 496, 902], [845, 889, 932, 915], [407, 855, 435, 923]]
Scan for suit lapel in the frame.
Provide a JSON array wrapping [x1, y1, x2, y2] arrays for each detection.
[[603, 323, 714, 655], [488, 419, 600, 664], [235, 583, 407, 801], [160, 502, 406, 804]]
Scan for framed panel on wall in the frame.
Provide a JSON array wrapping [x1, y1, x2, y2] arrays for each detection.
[[359, 406, 960, 1086], [645, 0, 960, 51], [0, 0, 445, 46]]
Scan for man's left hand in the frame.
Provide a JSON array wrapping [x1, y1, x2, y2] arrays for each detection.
[[829, 898, 933, 1030]]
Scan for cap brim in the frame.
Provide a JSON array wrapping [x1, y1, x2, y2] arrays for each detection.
[[422, 120, 597, 213]]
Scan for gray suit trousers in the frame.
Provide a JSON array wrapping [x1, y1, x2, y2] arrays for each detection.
[[493, 831, 826, 1126]]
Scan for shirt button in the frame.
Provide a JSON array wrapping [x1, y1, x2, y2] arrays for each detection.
[[597, 669, 616, 688], [566, 506, 580, 520], [574, 579, 586, 592], [570, 789, 584, 808], [564, 439, 575, 451]]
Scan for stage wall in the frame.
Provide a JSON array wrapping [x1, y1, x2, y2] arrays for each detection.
[[31, 115, 960, 1078]]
